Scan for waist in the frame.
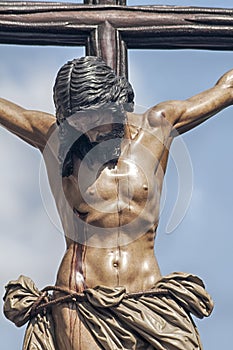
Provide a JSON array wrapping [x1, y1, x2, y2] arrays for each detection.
[[56, 235, 161, 293]]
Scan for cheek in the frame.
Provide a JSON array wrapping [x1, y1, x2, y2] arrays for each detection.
[[100, 125, 114, 133]]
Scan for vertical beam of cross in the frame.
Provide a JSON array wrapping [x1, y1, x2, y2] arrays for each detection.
[[84, 0, 128, 76]]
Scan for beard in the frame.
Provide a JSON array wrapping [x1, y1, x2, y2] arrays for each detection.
[[61, 123, 125, 177], [89, 123, 125, 168]]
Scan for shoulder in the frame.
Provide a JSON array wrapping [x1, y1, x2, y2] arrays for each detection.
[[146, 100, 186, 128]]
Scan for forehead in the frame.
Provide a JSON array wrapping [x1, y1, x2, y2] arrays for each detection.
[[67, 109, 118, 131], [80, 109, 113, 122]]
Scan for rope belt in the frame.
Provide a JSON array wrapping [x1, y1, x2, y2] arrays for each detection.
[[30, 285, 170, 318]]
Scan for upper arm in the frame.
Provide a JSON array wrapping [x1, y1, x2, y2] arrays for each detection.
[[21, 110, 56, 151], [172, 85, 233, 135], [150, 70, 233, 137], [0, 98, 56, 151]]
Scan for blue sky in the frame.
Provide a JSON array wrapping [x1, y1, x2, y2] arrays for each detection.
[[0, 1, 233, 349]]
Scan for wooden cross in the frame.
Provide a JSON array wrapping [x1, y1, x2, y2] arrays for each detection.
[[0, 0, 233, 78]]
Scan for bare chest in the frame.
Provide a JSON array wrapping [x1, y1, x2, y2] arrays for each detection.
[[64, 126, 169, 212], [81, 158, 151, 206]]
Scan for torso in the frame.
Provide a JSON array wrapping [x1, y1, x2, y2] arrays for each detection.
[[43, 110, 173, 349]]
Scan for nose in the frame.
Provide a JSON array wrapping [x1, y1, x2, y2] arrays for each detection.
[[86, 130, 99, 142]]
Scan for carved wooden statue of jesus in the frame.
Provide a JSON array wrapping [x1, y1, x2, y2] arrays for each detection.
[[2, 54, 233, 349]]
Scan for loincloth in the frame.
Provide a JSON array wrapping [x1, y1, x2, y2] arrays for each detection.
[[3, 272, 214, 350]]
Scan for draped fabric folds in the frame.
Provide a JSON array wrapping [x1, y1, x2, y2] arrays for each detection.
[[3, 275, 56, 350], [3, 272, 213, 350]]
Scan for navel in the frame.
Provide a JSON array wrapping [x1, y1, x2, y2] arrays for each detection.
[[113, 262, 119, 268]]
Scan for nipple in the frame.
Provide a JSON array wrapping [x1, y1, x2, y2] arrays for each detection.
[[88, 188, 95, 195]]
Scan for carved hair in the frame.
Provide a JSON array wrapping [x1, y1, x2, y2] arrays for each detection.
[[53, 56, 135, 124], [53, 56, 135, 177]]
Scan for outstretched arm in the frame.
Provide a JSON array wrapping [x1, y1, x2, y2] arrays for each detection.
[[149, 69, 233, 136], [0, 98, 56, 151]]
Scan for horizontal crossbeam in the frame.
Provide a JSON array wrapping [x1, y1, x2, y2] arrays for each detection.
[[1, 2, 233, 76], [0, 3, 233, 49]]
